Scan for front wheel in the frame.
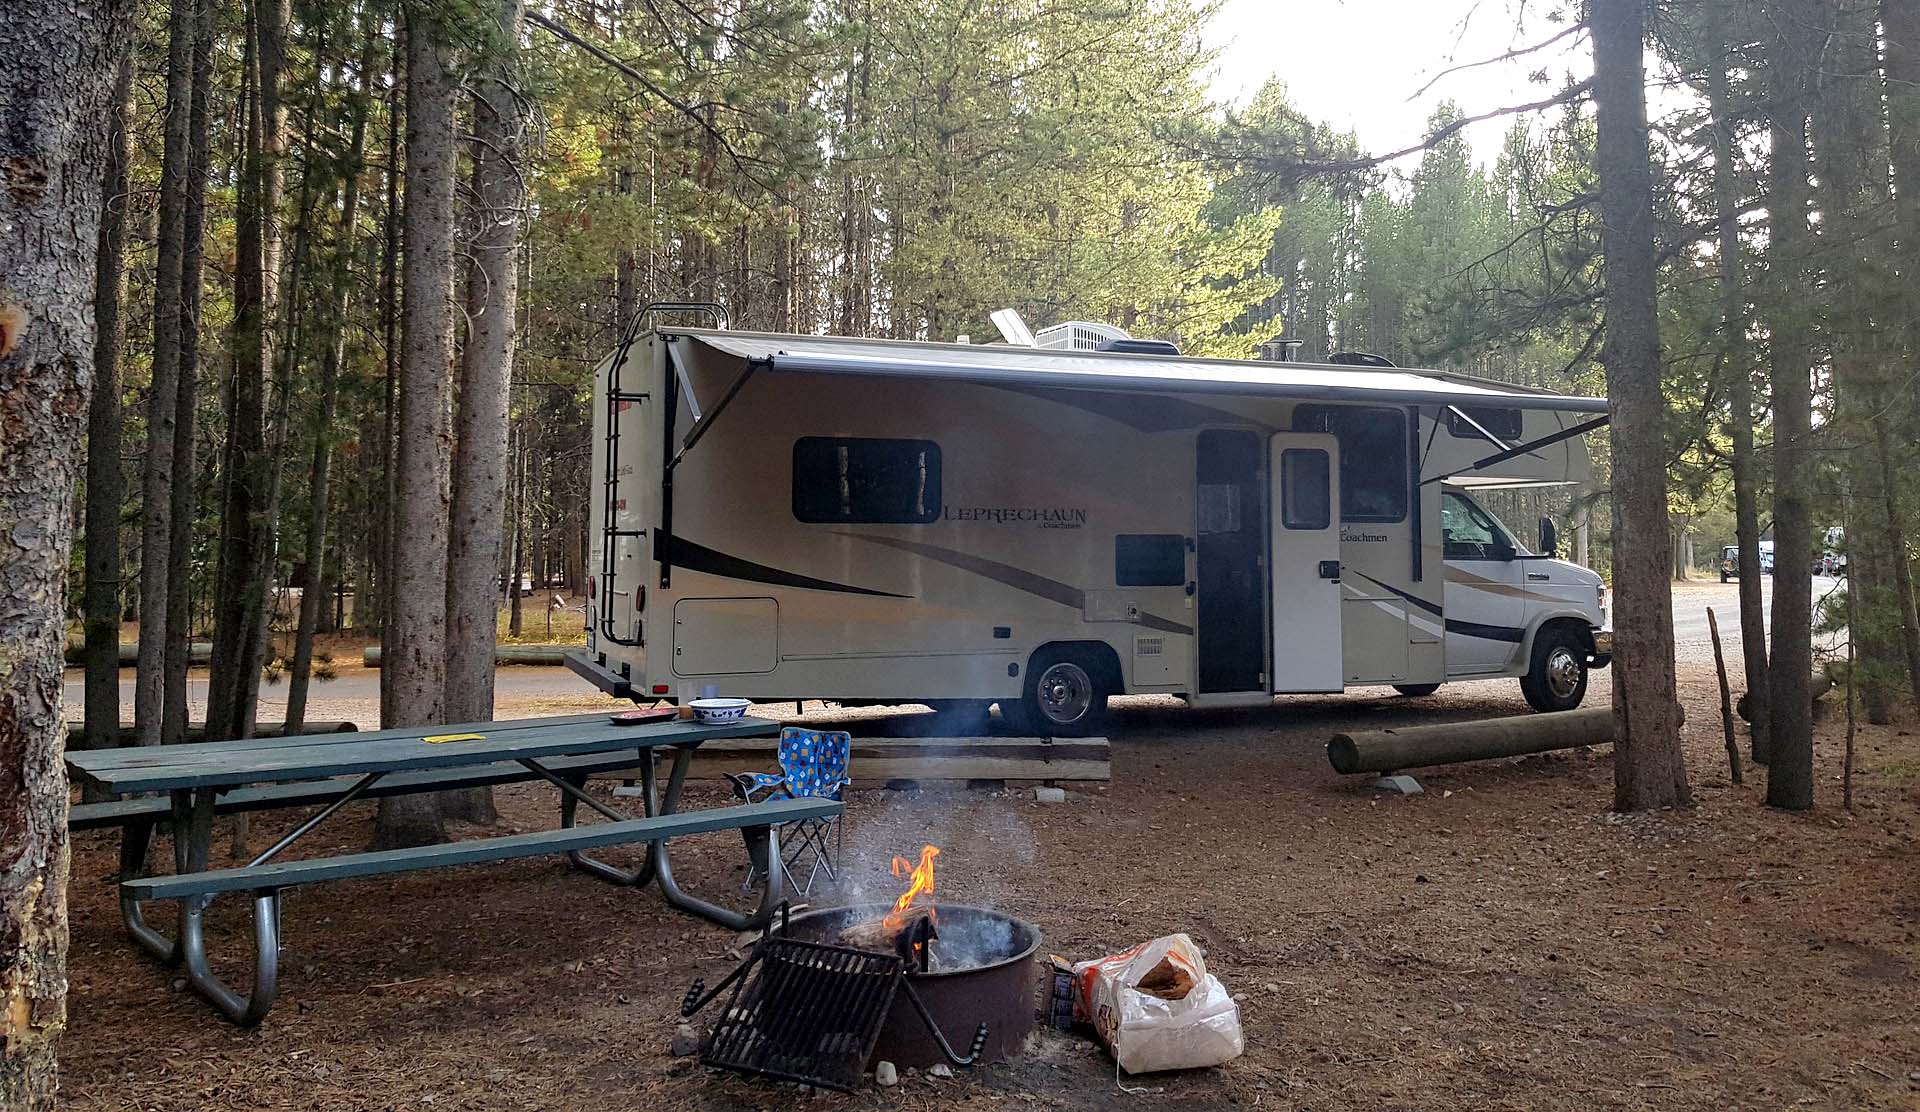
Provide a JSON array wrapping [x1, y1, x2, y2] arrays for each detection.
[[1009, 651, 1111, 737], [1520, 625, 1589, 713]]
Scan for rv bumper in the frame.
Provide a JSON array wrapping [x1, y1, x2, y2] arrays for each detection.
[[1588, 630, 1613, 669], [564, 649, 635, 700]]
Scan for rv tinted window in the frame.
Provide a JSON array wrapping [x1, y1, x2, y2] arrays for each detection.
[[1116, 534, 1186, 586], [1291, 405, 1408, 523], [791, 438, 941, 524], [1445, 406, 1524, 442], [1280, 449, 1332, 530]]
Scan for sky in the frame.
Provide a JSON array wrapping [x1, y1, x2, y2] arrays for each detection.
[[1202, 0, 1594, 168]]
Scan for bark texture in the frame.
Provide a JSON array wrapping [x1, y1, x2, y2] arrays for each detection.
[[164, 0, 214, 746], [0, 0, 130, 1098], [1765, 0, 1817, 809], [288, 18, 379, 733], [1704, 0, 1769, 760], [1591, 0, 1691, 811], [83, 54, 133, 762], [377, 7, 459, 848], [442, 0, 529, 823], [137, 0, 201, 746]]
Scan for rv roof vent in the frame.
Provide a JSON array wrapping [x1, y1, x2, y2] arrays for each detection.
[[1097, 337, 1181, 356], [1327, 350, 1397, 368], [1258, 336, 1303, 362], [1035, 320, 1131, 351]]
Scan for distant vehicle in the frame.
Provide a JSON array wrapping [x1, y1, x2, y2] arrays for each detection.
[[1719, 541, 1773, 582], [1822, 526, 1846, 576]]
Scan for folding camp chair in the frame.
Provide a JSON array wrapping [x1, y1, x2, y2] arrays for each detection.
[[728, 727, 850, 896]]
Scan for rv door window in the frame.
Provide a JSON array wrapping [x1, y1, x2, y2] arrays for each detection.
[[1291, 405, 1407, 523], [1280, 448, 1331, 530], [791, 437, 942, 524], [1116, 534, 1186, 586]]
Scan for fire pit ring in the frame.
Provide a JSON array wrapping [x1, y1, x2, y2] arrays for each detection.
[[782, 903, 1041, 1068]]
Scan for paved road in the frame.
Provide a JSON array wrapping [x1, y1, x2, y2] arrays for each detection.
[[1669, 573, 1843, 663]]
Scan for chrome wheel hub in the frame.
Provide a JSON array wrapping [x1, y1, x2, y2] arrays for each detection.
[[1546, 647, 1582, 699], [1036, 662, 1093, 724]]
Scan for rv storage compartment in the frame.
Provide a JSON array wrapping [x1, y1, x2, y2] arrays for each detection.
[[673, 597, 779, 675]]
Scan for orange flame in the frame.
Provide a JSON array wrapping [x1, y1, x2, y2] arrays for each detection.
[[882, 844, 939, 932]]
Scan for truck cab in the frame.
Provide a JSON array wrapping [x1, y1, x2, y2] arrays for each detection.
[[1438, 487, 1610, 712]]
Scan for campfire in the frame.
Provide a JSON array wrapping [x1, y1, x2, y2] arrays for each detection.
[[839, 845, 941, 971]]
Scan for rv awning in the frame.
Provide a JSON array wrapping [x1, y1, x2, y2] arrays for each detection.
[[682, 330, 1610, 413]]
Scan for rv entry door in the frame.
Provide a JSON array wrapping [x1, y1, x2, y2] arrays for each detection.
[[1268, 433, 1343, 692]]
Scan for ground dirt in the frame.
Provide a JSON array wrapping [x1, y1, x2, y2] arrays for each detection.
[[59, 590, 1920, 1110]]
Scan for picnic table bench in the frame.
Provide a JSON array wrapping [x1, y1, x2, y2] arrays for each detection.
[[67, 712, 837, 1025]]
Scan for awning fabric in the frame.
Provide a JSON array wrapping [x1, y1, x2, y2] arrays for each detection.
[[682, 329, 1609, 414]]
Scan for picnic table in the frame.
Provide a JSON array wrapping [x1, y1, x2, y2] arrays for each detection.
[[67, 712, 840, 1025]]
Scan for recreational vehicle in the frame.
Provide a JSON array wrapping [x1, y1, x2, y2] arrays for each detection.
[[566, 310, 1614, 735]]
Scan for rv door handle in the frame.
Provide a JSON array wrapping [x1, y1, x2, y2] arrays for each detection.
[[1527, 572, 1550, 581], [1185, 581, 1196, 597], [1318, 560, 1342, 581]]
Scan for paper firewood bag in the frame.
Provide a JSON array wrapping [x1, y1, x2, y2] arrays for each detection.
[[1072, 933, 1245, 1073]]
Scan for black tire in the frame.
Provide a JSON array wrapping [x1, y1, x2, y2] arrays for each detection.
[[1013, 648, 1112, 737], [1392, 683, 1440, 697], [1719, 571, 1730, 583], [1520, 624, 1589, 713]]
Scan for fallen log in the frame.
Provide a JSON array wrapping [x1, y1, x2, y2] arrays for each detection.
[[363, 644, 571, 667], [65, 720, 357, 745], [1327, 708, 1621, 775], [589, 736, 1111, 784], [63, 641, 213, 667], [1736, 672, 1832, 722]]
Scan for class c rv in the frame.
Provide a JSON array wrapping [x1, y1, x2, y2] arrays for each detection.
[[566, 307, 1614, 735]]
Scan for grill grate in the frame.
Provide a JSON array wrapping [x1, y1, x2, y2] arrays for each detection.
[[698, 937, 903, 1092]]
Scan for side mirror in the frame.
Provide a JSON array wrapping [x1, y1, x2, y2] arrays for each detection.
[[1538, 517, 1558, 558]]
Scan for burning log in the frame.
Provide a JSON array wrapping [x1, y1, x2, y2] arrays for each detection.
[[839, 906, 931, 952], [839, 844, 941, 968]]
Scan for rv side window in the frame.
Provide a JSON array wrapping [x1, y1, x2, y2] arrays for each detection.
[[1280, 449, 1331, 530], [791, 437, 942, 524], [1444, 406, 1524, 442], [1115, 534, 1186, 586], [1291, 405, 1407, 523]]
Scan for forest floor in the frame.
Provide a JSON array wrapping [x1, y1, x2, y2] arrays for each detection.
[[59, 641, 1920, 1110]]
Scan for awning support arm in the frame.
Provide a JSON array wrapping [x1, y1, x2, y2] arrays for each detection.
[[668, 356, 765, 471], [1420, 414, 1610, 486]]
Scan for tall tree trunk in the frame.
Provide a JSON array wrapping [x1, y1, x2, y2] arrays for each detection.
[[376, 41, 402, 710], [376, 4, 458, 849], [83, 51, 133, 767], [443, 0, 528, 823], [1872, 418, 1920, 713], [165, 0, 214, 746], [208, 0, 291, 742], [1809, 0, 1898, 725], [137, 0, 201, 746], [288, 16, 379, 733], [1705, 2, 1771, 759], [1765, 0, 1817, 809], [1591, 0, 1690, 811], [0, 0, 131, 1097]]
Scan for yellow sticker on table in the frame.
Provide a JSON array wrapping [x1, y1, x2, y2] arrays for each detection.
[[423, 733, 486, 744]]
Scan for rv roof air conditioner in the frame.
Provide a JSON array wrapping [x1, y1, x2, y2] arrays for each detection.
[[1035, 320, 1131, 351]]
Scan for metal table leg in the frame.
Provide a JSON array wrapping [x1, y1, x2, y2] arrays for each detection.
[[546, 750, 658, 886], [649, 744, 791, 930], [171, 787, 282, 1025], [118, 816, 178, 964]]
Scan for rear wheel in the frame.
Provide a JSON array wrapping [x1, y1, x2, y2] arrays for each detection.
[[1392, 683, 1440, 698], [1010, 649, 1112, 737], [1520, 625, 1589, 713]]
